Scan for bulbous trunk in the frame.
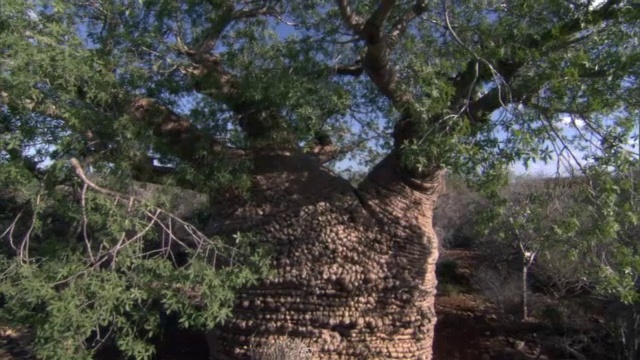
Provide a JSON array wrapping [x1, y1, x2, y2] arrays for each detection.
[[206, 151, 444, 360]]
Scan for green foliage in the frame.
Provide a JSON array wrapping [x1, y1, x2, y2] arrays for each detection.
[[568, 167, 640, 304], [479, 168, 640, 304], [0, 165, 271, 359], [1, 253, 270, 359], [2, 0, 638, 174]]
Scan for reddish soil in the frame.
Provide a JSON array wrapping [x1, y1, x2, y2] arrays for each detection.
[[433, 249, 547, 360]]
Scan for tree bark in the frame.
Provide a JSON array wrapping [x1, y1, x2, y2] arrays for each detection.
[[522, 262, 529, 321], [520, 248, 536, 321], [206, 151, 444, 359]]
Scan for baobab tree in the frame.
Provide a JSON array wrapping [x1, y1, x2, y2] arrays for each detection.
[[0, 0, 638, 359]]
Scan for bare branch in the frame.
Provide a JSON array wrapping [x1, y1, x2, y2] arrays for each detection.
[[69, 158, 240, 255], [333, 61, 364, 76], [70, 158, 127, 199], [80, 184, 95, 262], [17, 195, 39, 264], [540, 114, 588, 175], [62, 156, 255, 282], [0, 211, 23, 252], [109, 212, 159, 267]]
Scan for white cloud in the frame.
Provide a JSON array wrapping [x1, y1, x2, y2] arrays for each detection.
[[572, 0, 608, 11], [587, 0, 608, 10], [558, 114, 585, 128]]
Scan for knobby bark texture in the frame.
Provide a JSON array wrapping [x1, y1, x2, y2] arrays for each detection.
[[206, 151, 444, 359]]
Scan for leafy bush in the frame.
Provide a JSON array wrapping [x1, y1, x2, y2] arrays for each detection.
[[536, 305, 568, 330], [604, 301, 640, 360], [471, 267, 522, 315], [0, 163, 271, 359], [436, 259, 461, 284]]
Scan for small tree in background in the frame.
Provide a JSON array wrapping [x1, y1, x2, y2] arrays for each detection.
[[479, 166, 640, 358], [479, 177, 578, 319]]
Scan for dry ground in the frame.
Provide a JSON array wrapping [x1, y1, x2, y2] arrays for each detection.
[[433, 249, 552, 360]]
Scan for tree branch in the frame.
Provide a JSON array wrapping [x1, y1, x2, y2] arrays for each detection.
[[389, 0, 428, 42], [178, 51, 240, 99], [69, 158, 218, 250], [67, 157, 245, 275], [188, 2, 282, 58], [333, 61, 364, 76], [524, 0, 621, 51], [449, 0, 623, 124], [465, 83, 523, 124], [176, 3, 297, 147], [2, 79, 242, 172], [130, 97, 244, 163], [335, 1, 441, 149], [335, 0, 365, 34], [179, 1, 284, 97], [371, 0, 396, 26]]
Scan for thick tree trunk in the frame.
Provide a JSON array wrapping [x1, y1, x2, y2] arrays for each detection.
[[206, 151, 444, 359]]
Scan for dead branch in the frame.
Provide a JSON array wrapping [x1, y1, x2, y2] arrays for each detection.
[[41, 158, 254, 288], [69, 157, 244, 265], [17, 194, 39, 264], [80, 184, 94, 262], [0, 211, 23, 252], [333, 61, 364, 76]]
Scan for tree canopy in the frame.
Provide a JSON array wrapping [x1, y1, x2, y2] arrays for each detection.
[[2, 0, 638, 178]]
